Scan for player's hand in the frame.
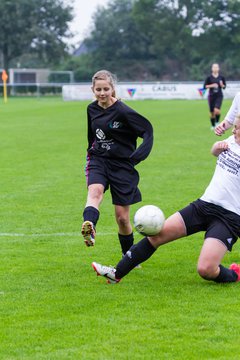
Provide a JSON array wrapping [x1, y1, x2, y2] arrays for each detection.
[[219, 80, 224, 87], [214, 122, 226, 136], [216, 141, 228, 152], [212, 140, 229, 156]]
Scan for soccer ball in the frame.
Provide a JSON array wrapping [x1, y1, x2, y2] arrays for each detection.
[[134, 205, 165, 236]]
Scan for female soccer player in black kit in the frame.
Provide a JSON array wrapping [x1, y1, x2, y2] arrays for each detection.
[[203, 63, 226, 129], [81, 70, 153, 258]]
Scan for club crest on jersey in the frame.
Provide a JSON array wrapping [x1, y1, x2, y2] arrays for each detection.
[[96, 128, 106, 140], [109, 121, 122, 129]]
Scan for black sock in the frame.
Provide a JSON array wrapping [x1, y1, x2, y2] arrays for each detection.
[[214, 265, 238, 283], [215, 114, 220, 123], [118, 233, 134, 255], [210, 117, 215, 127], [83, 206, 99, 227], [115, 237, 156, 279]]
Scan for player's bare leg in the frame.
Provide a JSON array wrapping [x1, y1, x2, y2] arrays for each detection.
[[197, 238, 227, 279], [148, 212, 187, 248], [115, 205, 132, 235], [85, 184, 104, 209], [197, 238, 238, 282], [115, 205, 134, 255]]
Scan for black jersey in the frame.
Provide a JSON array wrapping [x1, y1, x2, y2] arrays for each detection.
[[203, 74, 226, 96], [87, 100, 153, 164]]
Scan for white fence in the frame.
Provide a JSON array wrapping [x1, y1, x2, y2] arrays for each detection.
[[62, 81, 240, 101]]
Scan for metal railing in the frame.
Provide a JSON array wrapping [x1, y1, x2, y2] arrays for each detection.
[[0, 82, 69, 96]]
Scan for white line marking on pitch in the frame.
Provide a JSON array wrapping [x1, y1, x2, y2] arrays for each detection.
[[0, 232, 116, 237]]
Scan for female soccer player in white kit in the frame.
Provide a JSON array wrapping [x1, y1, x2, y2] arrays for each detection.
[[92, 115, 240, 284]]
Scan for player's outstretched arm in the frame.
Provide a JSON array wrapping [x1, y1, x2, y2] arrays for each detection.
[[214, 120, 232, 136], [211, 141, 229, 157]]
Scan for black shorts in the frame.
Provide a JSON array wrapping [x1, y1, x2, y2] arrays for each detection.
[[208, 94, 223, 112], [179, 199, 240, 251], [85, 155, 141, 206]]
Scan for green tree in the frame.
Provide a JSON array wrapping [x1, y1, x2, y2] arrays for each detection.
[[132, 0, 194, 79], [60, 54, 95, 82], [71, 0, 240, 81], [189, 0, 240, 78], [83, 0, 154, 80], [133, 0, 240, 79], [0, 0, 73, 71]]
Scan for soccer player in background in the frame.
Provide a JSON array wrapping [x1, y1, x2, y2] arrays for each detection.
[[92, 116, 240, 284], [81, 70, 153, 259], [203, 63, 226, 130]]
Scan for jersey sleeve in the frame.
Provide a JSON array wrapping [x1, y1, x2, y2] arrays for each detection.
[[87, 107, 95, 151], [225, 92, 240, 125], [203, 76, 210, 89], [222, 76, 226, 89], [124, 106, 153, 164], [225, 135, 234, 145]]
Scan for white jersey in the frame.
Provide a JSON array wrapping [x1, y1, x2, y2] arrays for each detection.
[[201, 135, 240, 216], [225, 92, 240, 125]]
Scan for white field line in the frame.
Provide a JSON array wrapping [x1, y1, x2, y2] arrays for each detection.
[[0, 231, 116, 237]]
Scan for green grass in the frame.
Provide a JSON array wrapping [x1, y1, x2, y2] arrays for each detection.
[[0, 97, 240, 360]]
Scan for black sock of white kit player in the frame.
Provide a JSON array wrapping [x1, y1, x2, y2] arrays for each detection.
[[213, 265, 238, 283], [115, 237, 156, 279]]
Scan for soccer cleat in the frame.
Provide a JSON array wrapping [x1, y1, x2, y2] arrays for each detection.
[[229, 263, 240, 281], [92, 262, 120, 284], [81, 221, 95, 247]]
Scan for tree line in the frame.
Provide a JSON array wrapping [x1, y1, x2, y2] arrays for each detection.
[[0, 0, 73, 71], [1, 0, 240, 81]]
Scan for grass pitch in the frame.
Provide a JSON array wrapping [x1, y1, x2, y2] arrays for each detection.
[[0, 97, 240, 360]]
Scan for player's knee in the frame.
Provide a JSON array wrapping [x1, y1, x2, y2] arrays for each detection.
[[214, 108, 220, 115], [89, 187, 103, 201], [116, 215, 129, 228], [197, 262, 215, 279]]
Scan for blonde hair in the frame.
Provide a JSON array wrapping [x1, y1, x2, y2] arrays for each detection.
[[92, 70, 117, 98]]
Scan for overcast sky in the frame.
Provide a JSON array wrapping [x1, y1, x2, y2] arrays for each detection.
[[67, 0, 109, 46]]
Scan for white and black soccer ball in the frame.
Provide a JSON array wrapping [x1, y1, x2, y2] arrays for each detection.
[[134, 205, 165, 236]]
